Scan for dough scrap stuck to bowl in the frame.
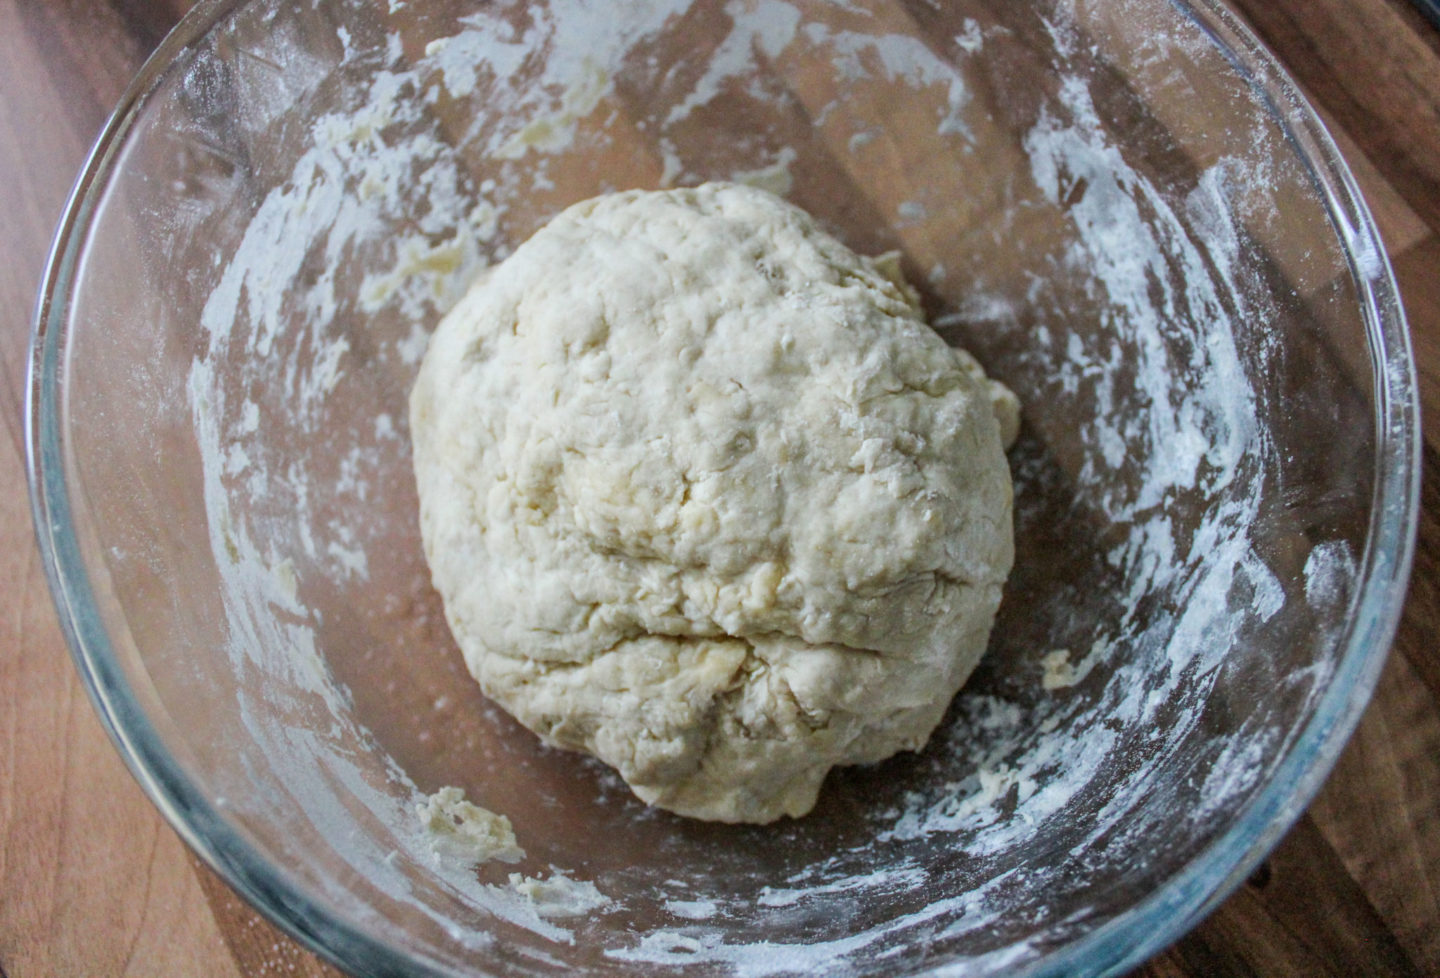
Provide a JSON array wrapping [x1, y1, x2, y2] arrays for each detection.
[[417, 787, 526, 865], [410, 183, 1017, 823]]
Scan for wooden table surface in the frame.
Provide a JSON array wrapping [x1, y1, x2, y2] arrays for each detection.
[[1, 1, 1436, 975]]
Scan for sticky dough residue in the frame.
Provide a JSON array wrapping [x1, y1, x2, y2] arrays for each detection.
[[418, 787, 526, 866], [184, 0, 1354, 972]]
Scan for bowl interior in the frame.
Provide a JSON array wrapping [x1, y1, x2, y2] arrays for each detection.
[[45, 0, 1401, 974]]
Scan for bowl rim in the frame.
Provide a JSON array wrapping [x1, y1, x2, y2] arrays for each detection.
[[25, 0, 1421, 975]]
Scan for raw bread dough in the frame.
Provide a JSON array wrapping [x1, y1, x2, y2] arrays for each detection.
[[417, 787, 526, 864], [507, 872, 610, 918], [410, 183, 1017, 823]]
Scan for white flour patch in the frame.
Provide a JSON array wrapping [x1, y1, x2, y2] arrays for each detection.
[[665, 0, 803, 127], [666, 897, 721, 920]]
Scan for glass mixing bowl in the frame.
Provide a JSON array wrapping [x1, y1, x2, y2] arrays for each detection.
[[28, 0, 1419, 975]]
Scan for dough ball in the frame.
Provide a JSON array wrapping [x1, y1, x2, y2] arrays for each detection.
[[410, 183, 1016, 823]]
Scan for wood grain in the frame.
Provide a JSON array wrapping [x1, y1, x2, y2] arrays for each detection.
[[1225, 0, 1440, 236], [0, 0, 1436, 975], [1144, 815, 1422, 977]]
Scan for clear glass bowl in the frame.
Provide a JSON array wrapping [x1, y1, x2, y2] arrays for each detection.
[[28, 0, 1419, 975]]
